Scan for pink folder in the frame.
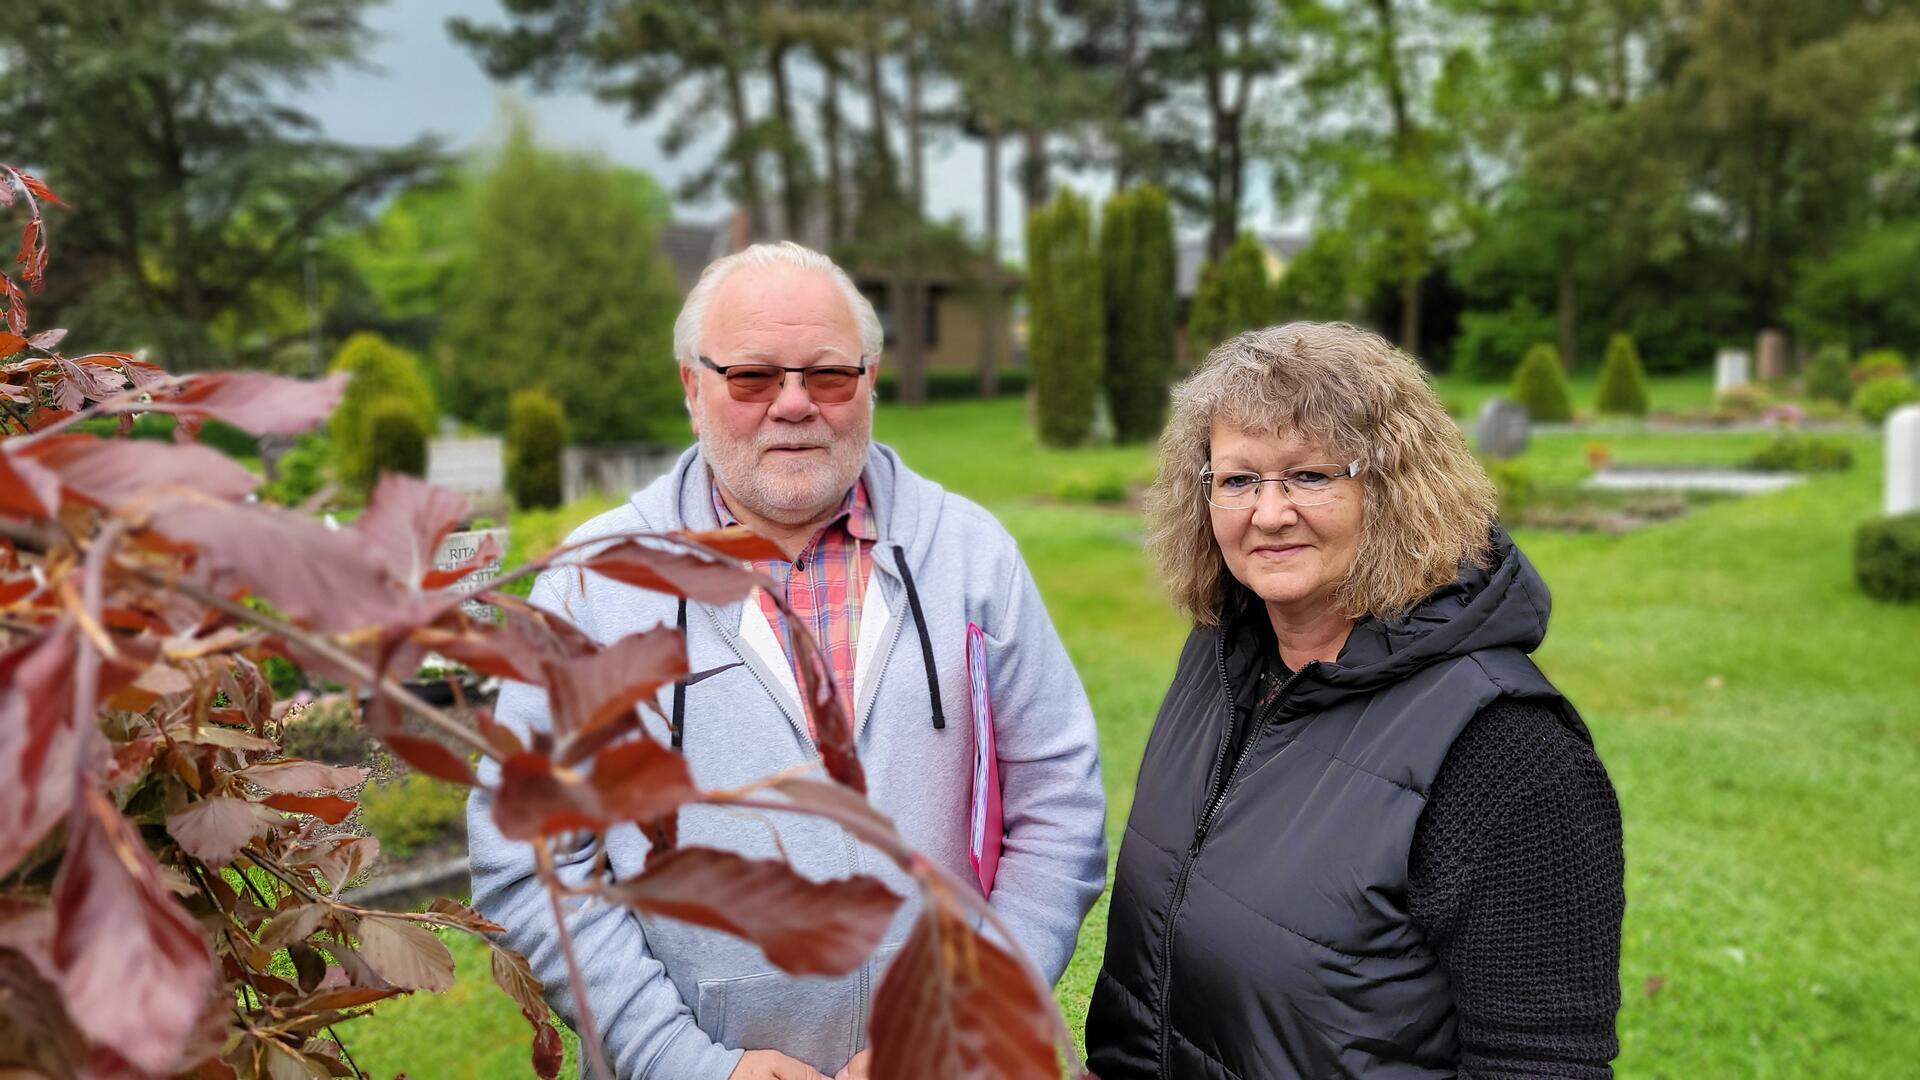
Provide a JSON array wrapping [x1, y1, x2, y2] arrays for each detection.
[[965, 622, 1002, 896]]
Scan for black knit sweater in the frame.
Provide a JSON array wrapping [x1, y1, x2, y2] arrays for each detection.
[[1235, 637, 1625, 1076]]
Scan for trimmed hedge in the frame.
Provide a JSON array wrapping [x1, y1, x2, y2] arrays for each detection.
[[1509, 343, 1574, 422], [1187, 231, 1272, 364], [1743, 433, 1854, 473], [1806, 345, 1853, 404], [1101, 184, 1177, 443], [506, 387, 568, 511], [1853, 349, 1910, 386], [1853, 375, 1920, 424], [328, 331, 436, 495], [364, 396, 427, 480], [1855, 513, 1920, 603], [1593, 332, 1651, 417], [873, 369, 1027, 402], [1027, 189, 1104, 448]]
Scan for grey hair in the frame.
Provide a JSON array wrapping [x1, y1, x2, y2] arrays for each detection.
[[1146, 321, 1499, 626], [671, 241, 884, 366]]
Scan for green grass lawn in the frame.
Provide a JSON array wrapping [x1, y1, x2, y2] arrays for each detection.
[[358, 384, 1918, 1077]]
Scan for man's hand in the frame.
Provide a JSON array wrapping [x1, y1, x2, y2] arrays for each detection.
[[833, 1049, 871, 1080], [729, 1050, 825, 1080]]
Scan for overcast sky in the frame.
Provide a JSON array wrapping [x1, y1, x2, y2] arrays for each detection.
[[305, 0, 1285, 260]]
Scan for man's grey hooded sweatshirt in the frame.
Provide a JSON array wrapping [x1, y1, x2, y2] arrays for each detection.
[[468, 443, 1107, 1078]]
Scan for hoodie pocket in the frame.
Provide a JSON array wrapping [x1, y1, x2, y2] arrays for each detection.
[[695, 969, 860, 1073]]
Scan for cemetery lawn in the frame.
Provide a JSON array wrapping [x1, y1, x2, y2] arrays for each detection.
[[379, 389, 1917, 1077]]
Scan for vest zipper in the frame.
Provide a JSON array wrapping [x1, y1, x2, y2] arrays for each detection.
[[1155, 630, 1307, 1080]]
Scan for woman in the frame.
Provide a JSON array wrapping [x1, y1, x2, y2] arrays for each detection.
[[1086, 323, 1624, 1079]]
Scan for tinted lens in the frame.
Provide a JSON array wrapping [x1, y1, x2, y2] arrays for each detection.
[[724, 366, 782, 401], [803, 366, 863, 402]]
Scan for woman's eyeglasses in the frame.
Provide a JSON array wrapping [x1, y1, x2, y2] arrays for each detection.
[[1200, 462, 1362, 509], [698, 355, 870, 403]]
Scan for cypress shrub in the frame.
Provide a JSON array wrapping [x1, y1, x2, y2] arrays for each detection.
[[1509, 343, 1574, 422], [1592, 332, 1651, 416], [1187, 231, 1272, 363], [328, 331, 436, 495], [1853, 375, 1920, 424], [1853, 349, 1910, 386], [1805, 345, 1853, 404], [506, 387, 568, 510], [1100, 184, 1177, 443], [1855, 513, 1920, 603], [364, 396, 428, 480], [1026, 189, 1104, 448]]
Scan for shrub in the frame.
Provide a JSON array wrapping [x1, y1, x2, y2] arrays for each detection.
[[328, 331, 436, 494], [1714, 383, 1774, 420], [1852, 375, 1920, 424], [1484, 458, 1536, 520], [262, 431, 330, 506], [1855, 513, 1920, 603], [1027, 188, 1105, 447], [1101, 184, 1177, 442], [1509, 343, 1574, 422], [1187, 231, 1272, 366], [1853, 349, 1910, 386], [360, 772, 471, 860], [364, 395, 428, 480], [280, 698, 375, 765], [1453, 299, 1558, 381], [1743, 434, 1854, 473], [1051, 469, 1130, 505], [1592, 332, 1651, 416], [506, 387, 568, 510], [1806, 345, 1853, 404]]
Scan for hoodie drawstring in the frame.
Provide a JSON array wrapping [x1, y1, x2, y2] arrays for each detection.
[[892, 544, 945, 730]]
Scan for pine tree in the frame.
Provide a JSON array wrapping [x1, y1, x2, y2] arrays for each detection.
[[1100, 185, 1176, 443], [1510, 342, 1574, 422], [1027, 189, 1104, 448], [1188, 231, 1272, 362], [1593, 333, 1651, 416]]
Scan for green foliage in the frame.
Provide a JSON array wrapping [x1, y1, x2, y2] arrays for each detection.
[[279, 700, 374, 766], [328, 332, 436, 495], [873, 369, 1027, 402], [1026, 189, 1104, 448], [364, 396, 428, 480], [1805, 345, 1854, 404], [1100, 185, 1177, 443], [439, 115, 681, 444], [506, 388, 568, 511], [1790, 219, 1920, 357], [1714, 383, 1774, 420], [1593, 333, 1651, 417], [360, 772, 469, 861], [1743, 434, 1854, 473], [1855, 514, 1920, 603], [1187, 232, 1272, 363], [1051, 469, 1131, 505], [1483, 457, 1536, 520], [1853, 349, 1911, 385], [261, 656, 302, 701], [1852, 375, 1920, 424], [1509, 343, 1574, 422], [1454, 299, 1559, 381], [262, 433, 331, 507]]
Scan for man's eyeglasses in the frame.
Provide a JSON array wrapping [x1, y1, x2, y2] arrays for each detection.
[[1200, 462, 1363, 509], [698, 355, 870, 403]]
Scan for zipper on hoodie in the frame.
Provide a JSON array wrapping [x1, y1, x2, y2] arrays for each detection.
[[1155, 629, 1308, 1080]]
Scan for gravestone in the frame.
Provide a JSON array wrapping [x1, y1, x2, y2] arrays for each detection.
[[427, 436, 505, 498], [1714, 348, 1751, 395], [1756, 329, 1789, 382], [1476, 398, 1530, 459], [433, 528, 509, 620], [1887, 405, 1920, 516]]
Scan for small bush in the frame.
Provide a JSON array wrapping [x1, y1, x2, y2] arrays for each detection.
[[1593, 332, 1651, 417], [328, 331, 437, 495], [1052, 469, 1130, 505], [1484, 458, 1536, 520], [506, 387, 568, 510], [1852, 375, 1920, 424], [1453, 299, 1558, 381], [1744, 433, 1854, 473], [1714, 383, 1774, 420], [1806, 345, 1853, 404], [360, 772, 470, 860], [1855, 513, 1920, 603], [365, 396, 428, 479], [262, 432, 330, 506], [280, 699, 374, 765], [1509, 343, 1574, 422], [1853, 349, 1910, 386]]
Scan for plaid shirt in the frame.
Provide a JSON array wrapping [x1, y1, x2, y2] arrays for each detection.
[[712, 480, 876, 736]]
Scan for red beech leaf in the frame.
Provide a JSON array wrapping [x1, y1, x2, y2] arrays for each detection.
[[798, 648, 864, 794], [531, 1021, 565, 1080], [238, 759, 368, 794], [869, 902, 1061, 1080], [383, 734, 476, 786], [489, 739, 697, 841], [25, 435, 258, 509], [766, 776, 903, 849], [262, 793, 357, 825], [27, 328, 65, 351], [165, 798, 283, 865], [678, 526, 787, 562], [139, 371, 348, 436], [0, 331, 25, 355], [259, 904, 330, 953], [605, 848, 901, 976], [476, 708, 526, 758], [17, 171, 61, 206], [489, 941, 562, 1080], [355, 916, 454, 993], [352, 473, 469, 589], [0, 445, 64, 517], [287, 836, 380, 895], [543, 625, 687, 742], [428, 898, 505, 935], [285, 986, 404, 1013], [0, 947, 89, 1076], [52, 790, 217, 1076], [290, 941, 328, 994], [420, 529, 502, 590], [578, 540, 769, 604], [589, 737, 700, 822], [0, 624, 86, 878]]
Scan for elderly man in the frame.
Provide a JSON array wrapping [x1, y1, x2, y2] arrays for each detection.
[[468, 242, 1107, 1080]]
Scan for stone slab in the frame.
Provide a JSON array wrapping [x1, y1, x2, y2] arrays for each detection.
[[1887, 404, 1920, 516], [1584, 468, 1801, 495]]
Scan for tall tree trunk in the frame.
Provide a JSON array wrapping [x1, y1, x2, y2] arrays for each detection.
[[1018, 0, 1051, 219], [1400, 278, 1421, 360], [1557, 246, 1578, 372], [767, 41, 809, 240], [979, 126, 1003, 396], [715, 3, 769, 238], [899, 27, 929, 406], [820, 58, 847, 244]]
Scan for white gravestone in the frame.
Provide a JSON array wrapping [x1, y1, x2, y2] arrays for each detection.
[[1887, 405, 1920, 516], [1476, 398, 1531, 460], [433, 528, 509, 620], [427, 437, 505, 497], [1714, 348, 1751, 395]]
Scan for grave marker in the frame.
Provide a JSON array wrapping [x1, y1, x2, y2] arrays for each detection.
[[1714, 348, 1751, 395], [1756, 329, 1789, 382], [1476, 398, 1531, 459], [433, 528, 509, 620], [1887, 405, 1920, 516]]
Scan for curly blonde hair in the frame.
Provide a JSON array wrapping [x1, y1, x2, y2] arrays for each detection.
[[1146, 322, 1498, 626]]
